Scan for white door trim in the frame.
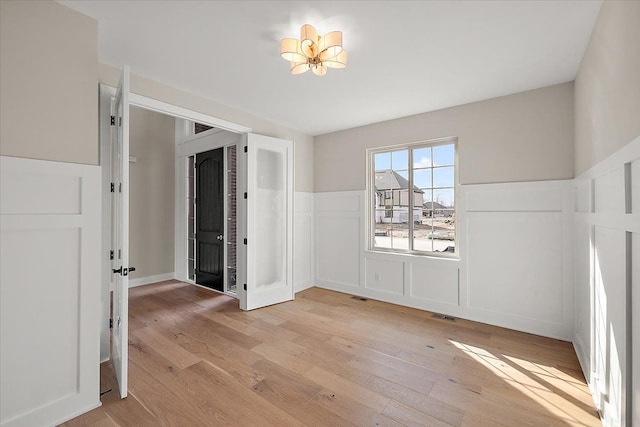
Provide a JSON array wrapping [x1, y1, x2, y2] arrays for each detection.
[[98, 83, 252, 360], [100, 85, 252, 135]]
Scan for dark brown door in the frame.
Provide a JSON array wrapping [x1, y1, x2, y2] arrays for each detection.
[[195, 148, 224, 291]]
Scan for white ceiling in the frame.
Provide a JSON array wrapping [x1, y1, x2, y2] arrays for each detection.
[[59, 0, 602, 136]]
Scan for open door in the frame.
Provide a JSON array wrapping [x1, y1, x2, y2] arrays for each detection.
[[195, 148, 225, 291], [239, 134, 294, 310], [111, 66, 130, 398]]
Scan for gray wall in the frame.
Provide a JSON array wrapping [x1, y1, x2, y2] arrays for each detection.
[[128, 107, 175, 279], [314, 82, 574, 192], [0, 0, 98, 164], [574, 0, 640, 175]]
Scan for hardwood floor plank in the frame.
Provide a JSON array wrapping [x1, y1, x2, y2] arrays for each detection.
[[172, 361, 307, 426], [312, 388, 404, 427], [128, 332, 182, 377], [63, 282, 600, 427], [155, 317, 266, 388], [252, 342, 315, 375], [304, 366, 391, 411], [382, 400, 455, 427], [131, 326, 201, 369]]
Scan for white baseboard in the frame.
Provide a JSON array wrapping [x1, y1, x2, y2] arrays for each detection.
[[573, 333, 591, 384], [295, 281, 315, 293], [128, 272, 175, 288]]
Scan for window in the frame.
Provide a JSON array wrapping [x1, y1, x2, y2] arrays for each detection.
[[194, 122, 214, 134], [369, 139, 456, 256]]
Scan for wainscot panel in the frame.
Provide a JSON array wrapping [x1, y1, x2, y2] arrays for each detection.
[[0, 156, 101, 427], [572, 135, 639, 427], [315, 179, 574, 341], [294, 192, 315, 292]]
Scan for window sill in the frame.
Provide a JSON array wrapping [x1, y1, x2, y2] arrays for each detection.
[[365, 248, 459, 261]]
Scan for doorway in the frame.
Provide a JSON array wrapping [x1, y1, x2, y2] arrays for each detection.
[[179, 126, 241, 296], [100, 73, 295, 401], [195, 148, 225, 291], [186, 143, 238, 294]]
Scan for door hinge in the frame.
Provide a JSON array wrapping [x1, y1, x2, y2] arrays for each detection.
[[109, 250, 114, 260], [118, 117, 122, 127], [244, 192, 247, 199], [110, 115, 115, 126], [110, 182, 114, 193], [244, 284, 247, 291], [118, 183, 122, 193], [243, 238, 247, 245], [109, 318, 113, 329], [244, 146, 248, 153]]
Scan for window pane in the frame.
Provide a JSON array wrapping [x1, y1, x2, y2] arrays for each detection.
[[407, 200, 422, 224], [187, 197, 194, 218], [188, 219, 194, 239], [371, 141, 456, 257], [422, 189, 433, 209], [373, 212, 392, 248], [413, 169, 432, 188], [432, 210, 455, 254], [433, 188, 454, 208], [187, 156, 194, 177], [188, 262, 195, 281], [433, 167, 454, 188], [413, 147, 432, 168], [374, 152, 391, 171], [433, 144, 454, 166], [188, 238, 195, 259], [391, 150, 408, 170], [188, 173, 195, 197], [393, 191, 402, 207], [390, 224, 409, 250], [194, 122, 213, 134], [413, 216, 433, 252]]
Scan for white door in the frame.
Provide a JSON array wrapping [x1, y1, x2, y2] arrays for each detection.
[[239, 134, 294, 310], [111, 66, 130, 398]]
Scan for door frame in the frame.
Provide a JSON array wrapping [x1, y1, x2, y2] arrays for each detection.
[[98, 85, 251, 362]]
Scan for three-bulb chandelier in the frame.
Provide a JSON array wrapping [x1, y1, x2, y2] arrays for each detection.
[[280, 24, 347, 76]]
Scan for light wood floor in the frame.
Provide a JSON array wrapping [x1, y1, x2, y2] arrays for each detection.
[[62, 281, 600, 426]]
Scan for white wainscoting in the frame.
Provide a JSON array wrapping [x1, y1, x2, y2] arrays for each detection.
[[573, 135, 639, 427], [0, 156, 101, 427], [294, 192, 315, 293], [314, 180, 574, 340], [315, 191, 364, 291], [462, 180, 574, 340]]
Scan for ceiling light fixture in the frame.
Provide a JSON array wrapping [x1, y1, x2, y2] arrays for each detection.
[[280, 24, 347, 76]]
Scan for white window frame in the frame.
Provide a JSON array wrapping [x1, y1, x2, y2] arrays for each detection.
[[366, 136, 458, 258]]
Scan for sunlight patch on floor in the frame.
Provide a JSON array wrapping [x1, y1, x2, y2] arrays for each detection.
[[449, 340, 599, 426]]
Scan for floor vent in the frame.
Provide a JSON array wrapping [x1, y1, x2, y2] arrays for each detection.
[[432, 313, 456, 322], [351, 296, 368, 301]]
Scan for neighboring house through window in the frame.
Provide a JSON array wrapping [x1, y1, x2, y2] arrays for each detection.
[[369, 138, 457, 256]]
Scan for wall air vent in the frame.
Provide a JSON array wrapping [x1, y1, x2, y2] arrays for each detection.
[[432, 313, 456, 322]]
